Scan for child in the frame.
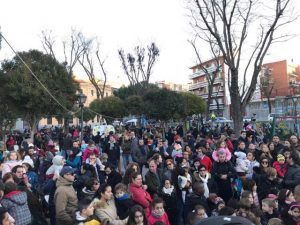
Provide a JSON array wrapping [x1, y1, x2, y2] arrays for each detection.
[[273, 154, 288, 180], [286, 202, 300, 225], [234, 151, 249, 177], [75, 198, 99, 225], [211, 198, 225, 216], [2, 151, 21, 178], [147, 197, 170, 225], [261, 198, 279, 225], [178, 167, 192, 203], [161, 179, 177, 225], [194, 205, 208, 219], [114, 183, 134, 220]]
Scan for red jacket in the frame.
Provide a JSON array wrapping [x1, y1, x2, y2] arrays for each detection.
[[129, 183, 152, 217], [226, 139, 234, 153], [147, 212, 170, 225], [199, 155, 212, 172], [82, 148, 100, 162], [273, 161, 288, 178]]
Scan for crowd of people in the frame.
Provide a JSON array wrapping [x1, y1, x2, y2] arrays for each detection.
[[0, 123, 299, 225]]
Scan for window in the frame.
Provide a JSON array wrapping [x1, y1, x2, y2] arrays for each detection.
[[91, 90, 94, 96]]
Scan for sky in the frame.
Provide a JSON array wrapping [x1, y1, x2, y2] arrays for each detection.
[[0, 0, 300, 86]]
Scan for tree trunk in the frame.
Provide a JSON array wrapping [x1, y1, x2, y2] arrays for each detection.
[[267, 97, 272, 114], [205, 88, 213, 120], [29, 115, 39, 142]]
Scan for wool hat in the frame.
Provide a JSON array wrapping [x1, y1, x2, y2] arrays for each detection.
[[277, 154, 285, 162], [289, 202, 300, 211]]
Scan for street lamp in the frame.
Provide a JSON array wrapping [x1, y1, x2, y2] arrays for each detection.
[[78, 90, 87, 144]]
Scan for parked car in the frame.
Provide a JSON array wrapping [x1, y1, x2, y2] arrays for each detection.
[[209, 117, 232, 124]]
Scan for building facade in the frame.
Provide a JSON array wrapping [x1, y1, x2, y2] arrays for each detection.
[[188, 57, 230, 117], [155, 80, 189, 92]]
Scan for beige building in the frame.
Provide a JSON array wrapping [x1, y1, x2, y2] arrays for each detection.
[[155, 80, 189, 92], [39, 79, 116, 127]]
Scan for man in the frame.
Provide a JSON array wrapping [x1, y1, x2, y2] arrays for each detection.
[[272, 135, 284, 155], [104, 135, 121, 172], [11, 165, 31, 189], [290, 135, 300, 152], [145, 159, 165, 196], [283, 151, 300, 190], [132, 138, 149, 171], [54, 166, 78, 225]]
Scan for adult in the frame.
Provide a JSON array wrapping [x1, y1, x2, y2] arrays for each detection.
[[211, 150, 236, 203], [145, 159, 165, 196], [272, 135, 284, 155], [93, 184, 127, 225], [163, 159, 175, 181], [257, 167, 280, 201], [104, 164, 122, 191], [104, 135, 121, 172], [121, 134, 132, 171], [129, 172, 152, 217], [283, 151, 300, 190], [66, 140, 82, 171], [132, 139, 149, 172], [0, 207, 15, 225], [290, 135, 300, 152], [54, 166, 78, 225]]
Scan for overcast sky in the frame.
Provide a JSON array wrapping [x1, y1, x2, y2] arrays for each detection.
[[0, 0, 299, 85]]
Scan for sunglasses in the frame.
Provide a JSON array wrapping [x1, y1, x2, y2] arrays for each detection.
[[261, 161, 269, 164], [66, 173, 75, 176]]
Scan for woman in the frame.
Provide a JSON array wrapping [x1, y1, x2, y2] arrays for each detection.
[[245, 152, 259, 179], [242, 179, 260, 207], [192, 164, 217, 197], [278, 189, 295, 217], [105, 164, 122, 191], [252, 157, 270, 184], [22, 156, 38, 192], [151, 154, 164, 171], [0, 207, 15, 225], [211, 150, 236, 203], [260, 144, 274, 163], [129, 172, 152, 217], [268, 142, 276, 159], [93, 184, 128, 225], [127, 205, 148, 225]]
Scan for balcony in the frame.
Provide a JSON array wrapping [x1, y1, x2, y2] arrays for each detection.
[[188, 77, 224, 91], [201, 91, 225, 99], [189, 65, 222, 79]]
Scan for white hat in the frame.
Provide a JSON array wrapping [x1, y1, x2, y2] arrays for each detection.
[[22, 155, 34, 168], [28, 143, 34, 148]]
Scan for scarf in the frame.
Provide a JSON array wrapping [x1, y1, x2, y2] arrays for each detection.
[[162, 186, 174, 195], [115, 193, 130, 201], [199, 173, 209, 198], [152, 209, 164, 218]]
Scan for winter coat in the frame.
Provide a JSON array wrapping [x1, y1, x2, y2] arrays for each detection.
[[273, 161, 288, 178], [283, 163, 300, 190], [257, 177, 280, 201], [235, 158, 249, 173], [46, 155, 64, 178], [93, 198, 128, 225], [54, 176, 78, 225], [131, 145, 148, 165], [212, 148, 232, 162], [245, 160, 259, 179], [82, 147, 100, 163], [211, 161, 236, 203], [184, 192, 211, 220], [1, 191, 32, 225], [115, 194, 134, 220], [27, 170, 39, 191], [66, 151, 82, 170], [129, 183, 152, 217], [145, 169, 165, 196], [104, 142, 121, 162], [192, 171, 218, 194], [198, 155, 213, 173], [161, 187, 177, 225], [147, 212, 170, 225]]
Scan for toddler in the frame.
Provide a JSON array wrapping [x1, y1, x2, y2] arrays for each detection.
[[147, 198, 170, 225]]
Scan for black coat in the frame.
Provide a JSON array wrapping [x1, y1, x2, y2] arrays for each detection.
[[283, 164, 300, 190], [106, 171, 122, 191], [105, 143, 121, 162], [257, 177, 280, 201], [160, 190, 177, 225], [115, 196, 134, 220], [145, 169, 165, 196], [184, 192, 211, 222]]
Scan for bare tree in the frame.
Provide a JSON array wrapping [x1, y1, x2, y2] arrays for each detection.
[[41, 29, 91, 75], [260, 67, 274, 114], [188, 0, 296, 133], [118, 42, 159, 87], [78, 42, 108, 100], [189, 38, 222, 120]]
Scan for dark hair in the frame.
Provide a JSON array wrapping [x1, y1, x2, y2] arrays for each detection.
[[198, 164, 207, 171], [242, 179, 256, 192], [2, 173, 18, 184], [241, 191, 253, 199], [127, 205, 148, 225], [219, 206, 235, 216], [85, 178, 98, 191], [99, 183, 111, 195], [153, 222, 165, 225], [4, 181, 17, 195], [78, 198, 93, 212], [238, 198, 251, 210], [290, 150, 300, 164], [0, 207, 8, 224], [151, 197, 164, 208], [114, 183, 127, 193], [11, 165, 23, 174], [277, 189, 292, 205], [130, 172, 141, 183], [178, 167, 186, 176]]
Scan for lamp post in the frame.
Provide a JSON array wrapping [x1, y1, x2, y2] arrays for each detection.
[[78, 91, 87, 144], [292, 96, 298, 134]]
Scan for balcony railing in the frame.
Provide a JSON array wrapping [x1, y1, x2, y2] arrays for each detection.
[[188, 77, 224, 90], [189, 65, 222, 79]]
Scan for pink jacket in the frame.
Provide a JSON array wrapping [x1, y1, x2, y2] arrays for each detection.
[[2, 160, 22, 178], [129, 183, 152, 217], [148, 212, 170, 225], [212, 147, 232, 162]]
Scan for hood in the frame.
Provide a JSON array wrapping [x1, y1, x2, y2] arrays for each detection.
[[52, 155, 64, 166], [76, 211, 87, 221], [56, 175, 73, 187], [4, 191, 27, 205]]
